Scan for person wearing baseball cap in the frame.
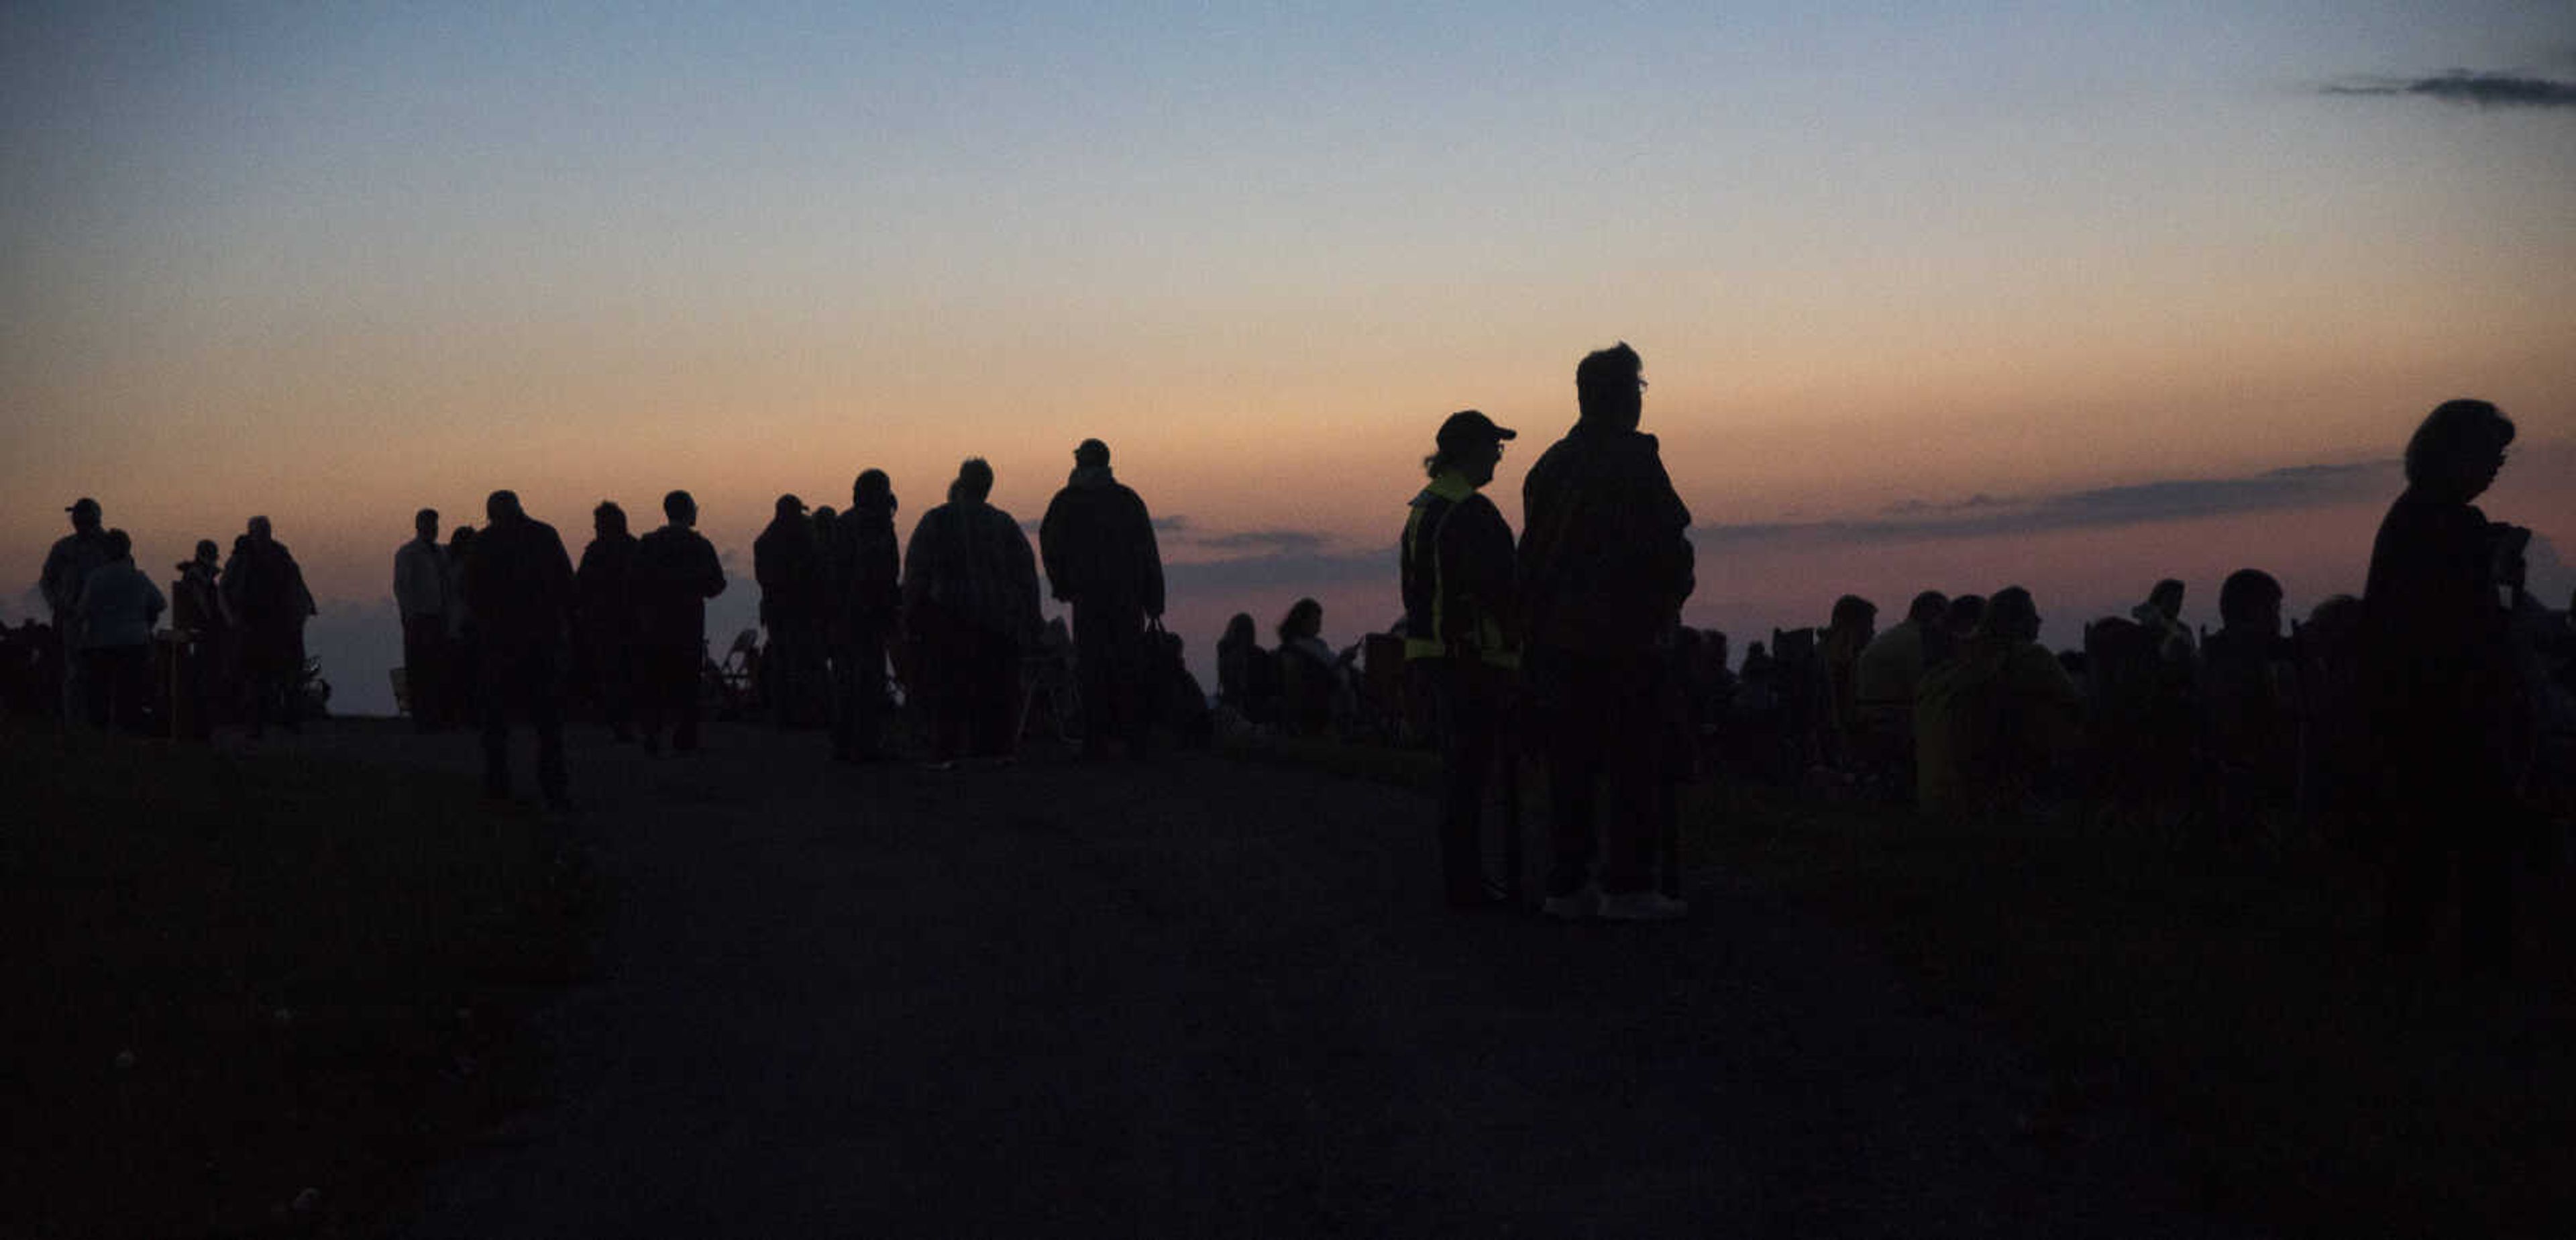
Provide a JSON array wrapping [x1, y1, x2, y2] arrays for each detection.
[[1401, 409, 1520, 909], [40, 497, 113, 721]]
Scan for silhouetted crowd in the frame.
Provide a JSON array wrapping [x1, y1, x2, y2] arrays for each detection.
[[20, 356, 2572, 964]]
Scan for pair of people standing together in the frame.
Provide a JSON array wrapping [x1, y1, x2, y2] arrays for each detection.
[[1403, 343, 1697, 921]]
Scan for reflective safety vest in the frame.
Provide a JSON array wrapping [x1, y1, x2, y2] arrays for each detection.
[[1401, 472, 1519, 669]]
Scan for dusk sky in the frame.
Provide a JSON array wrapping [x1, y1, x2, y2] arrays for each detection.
[[6, 3, 2571, 714]]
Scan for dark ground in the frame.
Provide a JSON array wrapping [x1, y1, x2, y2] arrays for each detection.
[[252, 719, 2249, 1239]]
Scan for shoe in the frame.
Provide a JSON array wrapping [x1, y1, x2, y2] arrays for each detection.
[[1541, 884, 1600, 921], [1597, 890, 1689, 922]]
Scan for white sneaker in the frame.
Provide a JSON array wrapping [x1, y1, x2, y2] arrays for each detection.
[[1541, 884, 1600, 921], [1597, 890, 1689, 922]]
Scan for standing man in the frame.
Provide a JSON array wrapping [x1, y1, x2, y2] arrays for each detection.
[[170, 539, 227, 740], [40, 497, 113, 721], [1039, 439, 1166, 759], [462, 490, 575, 808], [754, 494, 826, 727], [573, 501, 640, 741], [631, 489, 726, 754], [394, 507, 453, 732], [222, 516, 317, 737], [1401, 411, 1520, 909], [72, 529, 165, 731], [828, 470, 903, 762], [902, 459, 1041, 768], [1518, 342, 1696, 922]]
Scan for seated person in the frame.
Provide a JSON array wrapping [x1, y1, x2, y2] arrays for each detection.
[[1915, 586, 2081, 820]]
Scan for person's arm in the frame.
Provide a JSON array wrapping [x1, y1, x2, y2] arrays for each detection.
[[1038, 493, 1071, 603], [696, 536, 727, 599], [1134, 491, 1165, 619]]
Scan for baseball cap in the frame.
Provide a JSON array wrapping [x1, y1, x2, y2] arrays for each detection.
[[1435, 410, 1516, 452]]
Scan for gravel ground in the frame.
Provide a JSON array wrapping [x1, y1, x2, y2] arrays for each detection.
[[306, 721, 2253, 1237]]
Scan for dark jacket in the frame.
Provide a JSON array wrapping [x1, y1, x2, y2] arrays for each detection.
[[633, 526, 727, 649], [2361, 488, 2520, 788], [902, 499, 1040, 645], [1517, 421, 1695, 653], [830, 503, 902, 642], [41, 530, 113, 621], [1401, 471, 1517, 664], [464, 516, 575, 646], [221, 538, 315, 634], [1039, 468, 1165, 615], [574, 531, 638, 636], [754, 514, 822, 627]]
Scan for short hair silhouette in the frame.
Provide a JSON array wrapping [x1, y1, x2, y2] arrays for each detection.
[[663, 490, 695, 521], [1907, 590, 1949, 625], [1575, 342, 1644, 425], [104, 528, 131, 559], [594, 500, 627, 533], [1075, 439, 1110, 467], [2402, 398, 2514, 488], [1978, 586, 2039, 641], [1279, 597, 1322, 643], [486, 490, 522, 522], [955, 458, 994, 501], [248, 515, 272, 539], [1831, 595, 1878, 627], [853, 469, 893, 509], [2218, 568, 2283, 628], [416, 507, 438, 526]]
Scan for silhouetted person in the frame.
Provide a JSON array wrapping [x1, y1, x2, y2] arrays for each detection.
[[40, 497, 111, 720], [72, 529, 164, 731], [1854, 590, 1945, 772], [1915, 586, 2080, 821], [903, 459, 1041, 767], [222, 516, 315, 737], [2131, 578, 2196, 664], [1040, 438, 1167, 759], [394, 507, 454, 732], [829, 470, 902, 762], [1937, 594, 1985, 666], [2364, 398, 2526, 975], [1518, 342, 1696, 921], [445, 525, 480, 727], [1401, 409, 1521, 907], [1216, 612, 1277, 723], [2200, 568, 2295, 834], [574, 501, 639, 741], [755, 493, 826, 727], [632, 489, 726, 754], [170, 539, 226, 739], [1275, 598, 1355, 737], [1819, 594, 1878, 768], [461, 490, 574, 807]]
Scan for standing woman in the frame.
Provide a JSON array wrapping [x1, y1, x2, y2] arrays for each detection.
[[2363, 398, 2528, 975]]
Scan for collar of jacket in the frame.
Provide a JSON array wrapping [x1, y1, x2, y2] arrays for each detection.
[[1069, 464, 1114, 488], [1419, 470, 1476, 503]]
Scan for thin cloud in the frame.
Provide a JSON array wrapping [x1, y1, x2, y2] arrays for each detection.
[[1195, 529, 1332, 556], [1152, 514, 1191, 534], [2323, 70, 2576, 109], [1165, 527, 1388, 595], [1701, 460, 2398, 547]]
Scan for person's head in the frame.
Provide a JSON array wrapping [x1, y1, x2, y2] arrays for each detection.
[[1978, 586, 2040, 643], [1907, 590, 1949, 627], [1425, 409, 1517, 484], [194, 539, 219, 566], [485, 490, 523, 525], [812, 505, 837, 531], [662, 489, 696, 527], [247, 515, 273, 543], [448, 524, 474, 550], [66, 497, 101, 533], [2218, 568, 2284, 636], [1945, 593, 1986, 637], [103, 528, 131, 561], [2404, 398, 2515, 502], [1575, 342, 1645, 427], [415, 507, 439, 541], [594, 500, 627, 538], [1829, 594, 1878, 636], [1074, 439, 1110, 469], [2147, 578, 2185, 619], [1223, 612, 1256, 648], [953, 458, 994, 503], [851, 468, 894, 513], [775, 494, 806, 522], [1279, 597, 1322, 643]]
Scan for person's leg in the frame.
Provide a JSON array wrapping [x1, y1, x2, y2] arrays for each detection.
[[1596, 652, 1664, 896], [480, 644, 513, 798], [60, 627, 85, 723], [973, 627, 1021, 758], [533, 643, 569, 805], [1435, 660, 1501, 902], [78, 648, 112, 729], [1073, 605, 1114, 754]]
